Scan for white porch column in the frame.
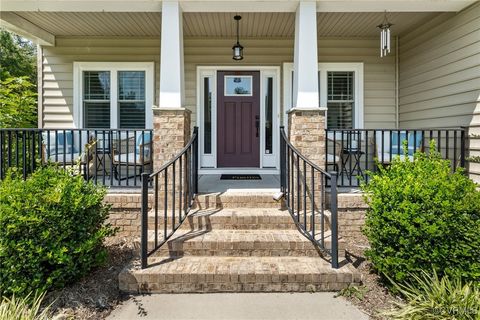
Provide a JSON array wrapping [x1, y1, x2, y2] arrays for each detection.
[[159, 0, 184, 109], [293, 1, 319, 109]]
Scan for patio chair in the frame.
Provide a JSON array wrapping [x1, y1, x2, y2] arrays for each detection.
[[375, 131, 423, 164], [42, 131, 97, 178], [326, 137, 341, 172], [112, 131, 152, 180]]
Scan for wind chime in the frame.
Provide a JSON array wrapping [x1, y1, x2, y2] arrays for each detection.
[[378, 11, 393, 58]]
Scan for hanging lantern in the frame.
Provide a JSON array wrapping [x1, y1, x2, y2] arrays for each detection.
[[377, 11, 393, 58], [232, 15, 244, 61]]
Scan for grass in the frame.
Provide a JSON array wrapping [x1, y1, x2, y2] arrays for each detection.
[[384, 270, 480, 320], [0, 292, 52, 320]]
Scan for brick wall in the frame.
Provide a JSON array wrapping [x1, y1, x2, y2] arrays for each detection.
[[337, 193, 367, 238]]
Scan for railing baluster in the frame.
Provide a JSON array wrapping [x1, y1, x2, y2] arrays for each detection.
[[330, 172, 338, 269], [453, 130, 458, 168], [155, 174, 159, 249], [22, 131, 27, 179], [311, 166, 315, 236], [365, 130, 369, 183], [303, 159, 307, 229], [164, 167, 168, 241], [141, 172, 149, 269], [172, 161, 176, 230], [296, 153, 300, 222], [460, 128, 466, 168]]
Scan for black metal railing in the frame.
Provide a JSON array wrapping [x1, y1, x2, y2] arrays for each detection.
[[0, 128, 153, 188], [325, 128, 466, 187], [141, 127, 199, 269], [280, 127, 339, 268]]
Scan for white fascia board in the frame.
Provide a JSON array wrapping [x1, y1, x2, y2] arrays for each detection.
[[1, 0, 475, 12], [316, 1, 477, 12], [0, 12, 55, 46], [0, 1, 162, 12]]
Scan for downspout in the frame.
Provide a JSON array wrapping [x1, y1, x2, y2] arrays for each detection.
[[395, 36, 399, 129]]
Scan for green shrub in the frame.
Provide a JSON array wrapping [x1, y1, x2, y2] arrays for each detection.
[[384, 270, 480, 320], [361, 142, 480, 284], [0, 292, 51, 320], [0, 166, 114, 297]]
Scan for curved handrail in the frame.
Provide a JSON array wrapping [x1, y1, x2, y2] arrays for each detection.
[[140, 126, 199, 268], [150, 127, 198, 177], [280, 127, 331, 178]]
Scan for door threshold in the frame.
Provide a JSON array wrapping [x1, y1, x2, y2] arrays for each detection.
[[199, 168, 279, 175]]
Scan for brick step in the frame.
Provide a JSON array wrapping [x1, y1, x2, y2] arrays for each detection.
[[147, 208, 332, 230], [194, 192, 284, 209], [119, 256, 361, 293], [146, 229, 345, 258]]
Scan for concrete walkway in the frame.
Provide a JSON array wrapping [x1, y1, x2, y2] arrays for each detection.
[[108, 293, 369, 320]]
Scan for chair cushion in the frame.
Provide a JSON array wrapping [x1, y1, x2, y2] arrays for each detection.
[[114, 152, 148, 164], [327, 154, 340, 163]]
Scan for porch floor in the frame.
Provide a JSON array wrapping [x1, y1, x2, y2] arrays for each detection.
[[198, 174, 280, 193]]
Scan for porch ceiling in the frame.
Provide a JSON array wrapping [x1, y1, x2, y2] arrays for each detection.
[[7, 11, 442, 38]]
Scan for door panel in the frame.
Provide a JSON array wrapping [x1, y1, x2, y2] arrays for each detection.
[[217, 71, 260, 167]]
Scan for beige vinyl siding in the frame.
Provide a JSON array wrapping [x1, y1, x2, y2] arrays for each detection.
[[41, 37, 396, 129], [41, 38, 161, 128], [398, 2, 480, 182], [187, 38, 397, 129]]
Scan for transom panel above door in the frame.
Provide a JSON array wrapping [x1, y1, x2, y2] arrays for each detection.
[[217, 71, 260, 167]]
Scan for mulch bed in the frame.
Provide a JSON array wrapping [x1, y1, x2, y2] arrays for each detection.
[[43, 238, 137, 319], [341, 234, 402, 319]]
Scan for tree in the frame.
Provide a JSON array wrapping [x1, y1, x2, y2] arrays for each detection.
[[0, 29, 37, 82], [0, 77, 37, 128], [0, 29, 37, 128]]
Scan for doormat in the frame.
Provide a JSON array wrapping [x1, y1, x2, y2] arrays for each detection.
[[220, 174, 261, 180]]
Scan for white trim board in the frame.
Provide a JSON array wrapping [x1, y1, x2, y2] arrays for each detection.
[[3, 0, 474, 12], [73, 61, 155, 129], [196, 66, 281, 171], [283, 62, 364, 129]]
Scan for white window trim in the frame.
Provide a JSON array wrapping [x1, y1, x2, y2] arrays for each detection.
[[73, 61, 155, 129], [283, 62, 364, 129], [196, 66, 281, 173]]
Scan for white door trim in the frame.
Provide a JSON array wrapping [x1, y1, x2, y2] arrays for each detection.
[[196, 65, 281, 174]]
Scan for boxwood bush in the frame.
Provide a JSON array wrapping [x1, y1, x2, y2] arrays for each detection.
[[362, 142, 480, 284], [0, 166, 114, 297]]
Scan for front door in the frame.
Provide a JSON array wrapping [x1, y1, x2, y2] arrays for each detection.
[[217, 71, 260, 167]]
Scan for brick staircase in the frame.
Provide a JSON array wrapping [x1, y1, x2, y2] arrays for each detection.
[[119, 192, 361, 293]]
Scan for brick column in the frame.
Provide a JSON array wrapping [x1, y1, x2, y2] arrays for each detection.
[[153, 108, 191, 173], [287, 108, 326, 170]]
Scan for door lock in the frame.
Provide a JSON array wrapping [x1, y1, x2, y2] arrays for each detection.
[[255, 115, 260, 137]]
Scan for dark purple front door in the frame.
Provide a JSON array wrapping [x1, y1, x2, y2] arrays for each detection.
[[217, 71, 260, 167]]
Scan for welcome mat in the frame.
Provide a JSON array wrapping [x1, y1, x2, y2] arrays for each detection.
[[220, 174, 261, 180]]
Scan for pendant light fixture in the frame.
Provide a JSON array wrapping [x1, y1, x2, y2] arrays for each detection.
[[232, 15, 244, 61], [378, 11, 393, 58]]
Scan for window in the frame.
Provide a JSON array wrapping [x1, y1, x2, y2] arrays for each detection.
[[224, 76, 252, 96], [74, 62, 154, 129], [83, 71, 110, 128], [327, 71, 354, 129], [203, 77, 212, 154], [283, 63, 363, 129], [265, 77, 273, 154], [118, 71, 146, 128]]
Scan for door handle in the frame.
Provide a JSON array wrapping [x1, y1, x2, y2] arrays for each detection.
[[255, 116, 260, 137]]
